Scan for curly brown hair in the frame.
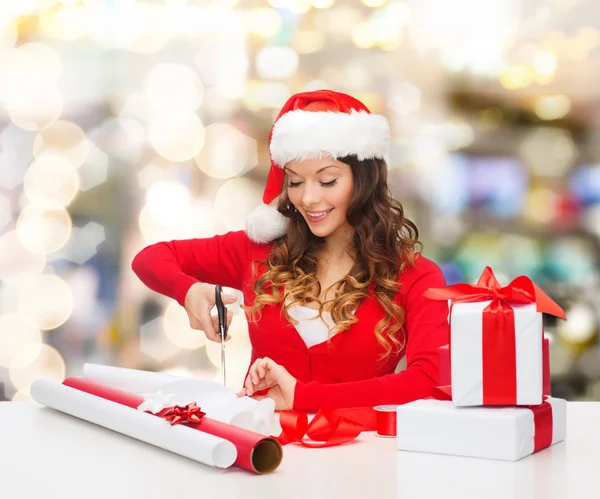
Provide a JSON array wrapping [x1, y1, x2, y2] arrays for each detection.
[[241, 155, 422, 358]]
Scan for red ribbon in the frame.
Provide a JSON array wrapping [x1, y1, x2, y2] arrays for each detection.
[[161, 402, 206, 426], [275, 407, 377, 447], [424, 267, 565, 405]]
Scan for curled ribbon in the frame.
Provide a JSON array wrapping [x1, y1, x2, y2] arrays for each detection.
[[161, 402, 206, 426], [276, 407, 377, 448]]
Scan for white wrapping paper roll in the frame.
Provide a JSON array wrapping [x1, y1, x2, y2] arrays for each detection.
[[31, 379, 237, 469], [83, 363, 184, 393], [84, 364, 275, 435]]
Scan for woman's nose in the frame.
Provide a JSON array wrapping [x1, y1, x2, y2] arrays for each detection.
[[301, 184, 320, 207]]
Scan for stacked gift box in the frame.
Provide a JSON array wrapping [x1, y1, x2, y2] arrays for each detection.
[[396, 267, 568, 461]]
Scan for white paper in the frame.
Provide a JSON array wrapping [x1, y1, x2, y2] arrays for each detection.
[[396, 397, 566, 461], [83, 363, 185, 393], [30, 379, 237, 469], [451, 301, 543, 406], [83, 364, 275, 436]]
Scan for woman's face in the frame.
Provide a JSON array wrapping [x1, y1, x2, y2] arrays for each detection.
[[285, 157, 353, 239]]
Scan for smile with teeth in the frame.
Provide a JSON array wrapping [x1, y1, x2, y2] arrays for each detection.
[[305, 208, 334, 221]]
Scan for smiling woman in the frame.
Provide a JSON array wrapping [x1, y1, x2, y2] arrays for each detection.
[[132, 90, 449, 412]]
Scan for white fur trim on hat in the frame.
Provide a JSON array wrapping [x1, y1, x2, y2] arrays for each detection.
[[245, 203, 289, 243], [270, 109, 390, 167]]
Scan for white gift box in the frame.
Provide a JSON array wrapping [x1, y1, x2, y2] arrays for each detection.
[[396, 397, 566, 462], [451, 300, 543, 406]]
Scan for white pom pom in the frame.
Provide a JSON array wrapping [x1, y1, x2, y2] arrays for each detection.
[[245, 203, 288, 243]]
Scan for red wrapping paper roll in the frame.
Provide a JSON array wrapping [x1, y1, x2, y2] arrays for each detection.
[[63, 377, 282, 474]]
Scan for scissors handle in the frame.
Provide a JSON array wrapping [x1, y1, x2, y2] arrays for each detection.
[[214, 285, 228, 340]]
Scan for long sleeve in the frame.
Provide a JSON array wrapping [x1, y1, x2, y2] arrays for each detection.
[[292, 259, 450, 410], [131, 230, 253, 307]]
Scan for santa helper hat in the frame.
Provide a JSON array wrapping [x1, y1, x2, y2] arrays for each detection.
[[245, 90, 390, 244]]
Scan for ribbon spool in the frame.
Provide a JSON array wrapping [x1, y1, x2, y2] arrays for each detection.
[[374, 405, 397, 438]]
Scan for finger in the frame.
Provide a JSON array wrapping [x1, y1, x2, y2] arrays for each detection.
[[249, 358, 263, 385], [244, 373, 255, 396], [221, 292, 237, 304], [197, 307, 219, 341], [210, 314, 233, 342]]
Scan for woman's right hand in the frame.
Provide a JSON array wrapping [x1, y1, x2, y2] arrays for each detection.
[[184, 282, 237, 343]]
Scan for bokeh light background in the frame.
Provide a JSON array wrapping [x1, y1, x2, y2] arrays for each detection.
[[1, 0, 599, 403]]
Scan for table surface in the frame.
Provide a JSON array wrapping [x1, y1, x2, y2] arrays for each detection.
[[1, 401, 599, 499]]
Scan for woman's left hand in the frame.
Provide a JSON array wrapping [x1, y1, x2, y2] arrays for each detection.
[[237, 357, 296, 410]]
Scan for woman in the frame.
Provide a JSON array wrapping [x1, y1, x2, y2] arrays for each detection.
[[132, 90, 449, 411]]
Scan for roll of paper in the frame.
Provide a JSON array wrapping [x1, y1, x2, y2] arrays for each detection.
[[83, 363, 184, 393], [84, 364, 275, 435], [63, 377, 283, 474], [30, 379, 237, 469]]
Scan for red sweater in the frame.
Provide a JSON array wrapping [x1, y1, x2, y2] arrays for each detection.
[[131, 230, 449, 411]]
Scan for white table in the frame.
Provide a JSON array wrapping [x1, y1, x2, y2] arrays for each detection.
[[1, 401, 599, 499]]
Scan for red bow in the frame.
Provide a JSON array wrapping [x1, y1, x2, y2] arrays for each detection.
[[423, 266, 565, 319], [276, 407, 377, 448], [162, 402, 206, 426]]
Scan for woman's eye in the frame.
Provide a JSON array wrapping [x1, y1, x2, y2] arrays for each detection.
[[288, 181, 302, 188], [321, 179, 337, 187]]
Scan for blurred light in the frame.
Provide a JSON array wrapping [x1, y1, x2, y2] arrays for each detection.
[[0, 231, 46, 285], [16, 205, 72, 255], [9, 343, 66, 391], [409, 0, 517, 75], [24, 154, 80, 209], [443, 121, 474, 150], [256, 46, 299, 80], [479, 107, 504, 130], [569, 165, 600, 206], [12, 389, 32, 401], [582, 205, 600, 238], [532, 50, 557, 77], [89, 118, 144, 165], [148, 110, 205, 162], [352, 23, 376, 49], [142, 63, 204, 112], [195, 124, 255, 179], [311, 0, 335, 8], [248, 8, 282, 37], [0, 18, 18, 51], [519, 128, 577, 177], [33, 120, 90, 169], [246, 82, 290, 109], [0, 43, 63, 104], [163, 301, 207, 350], [271, 0, 312, 14], [215, 178, 263, 230], [0, 313, 42, 368], [534, 95, 571, 120], [78, 145, 109, 191], [146, 181, 192, 227], [523, 186, 558, 225], [8, 87, 63, 131], [545, 238, 596, 287], [292, 30, 326, 54], [0, 193, 11, 230], [500, 64, 534, 89], [40, 5, 89, 41], [363, 0, 386, 6], [139, 198, 216, 244], [139, 316, 181, 363], [18, 274, 74, 330], [51, 222, 105, 265]]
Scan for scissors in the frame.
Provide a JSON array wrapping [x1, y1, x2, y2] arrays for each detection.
[[215, 285, 228, 386]]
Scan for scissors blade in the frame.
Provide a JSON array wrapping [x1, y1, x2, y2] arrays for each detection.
[[220, 325, 226, 386]]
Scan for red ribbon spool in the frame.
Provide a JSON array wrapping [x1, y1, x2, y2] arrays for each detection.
[[374, 405, 397, 437]]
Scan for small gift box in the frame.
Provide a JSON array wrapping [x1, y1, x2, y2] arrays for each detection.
[[425, 267, 565, 407], [396, 396, 566, 462]]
